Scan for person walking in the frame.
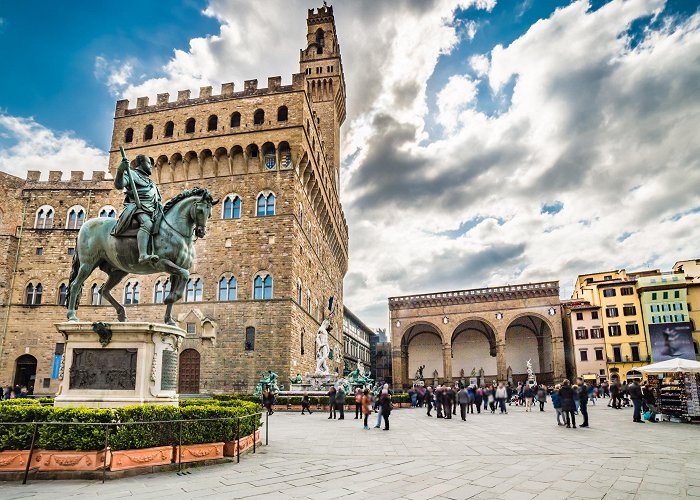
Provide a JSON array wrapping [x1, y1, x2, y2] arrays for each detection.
[[354, 388, 363, 419], [379, 386, 392, 430], [609, 380, 621, 409], [488, 385, 496, 413], [328, 386, 337, 420], [537, 384, 547, 412], [629, 378, 644, 423], [336, 386, 346, 420], [435, 385, 444, 418], [409, 386, 417, 408], [643, 383, 657, 423], [588, 382, 596, 405], [452, 383, 459, 416], [523, 384, 534, 412], [559, 379, 576, 428], [474, 387, 483, 414], [495, 383, 508, 414], [362, 388, 372, 430], [444, 386, 454, 419], [573, 384, 580, 414], [551, 385, 564, 426], [576, 377, 589, 427], [426, 386, 434, 417], [457, 385, 469, 421], [262, 385, 274, 416], [467, 385, 475, 414], [301, 392, 313, 415]]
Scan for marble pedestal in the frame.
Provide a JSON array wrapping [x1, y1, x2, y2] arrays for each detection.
[[53, 322, 184, 408]]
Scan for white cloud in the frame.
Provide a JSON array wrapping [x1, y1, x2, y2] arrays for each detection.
[[94, 56, 134, 97], [0, 114, 108, 180], [67, 0, 700, 330]]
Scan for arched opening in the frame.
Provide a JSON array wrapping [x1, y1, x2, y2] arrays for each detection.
[[230, 145, 245, 174], [277, 105, 288, 122], [124, 128, 133, 143], [171, 153, 185, 182], [400, 322, 443, 383], [246, 144, 259, 173], [207, 115, 218, 131], [178, 349, 200, 394], [185, 118, 196, 134], [279, 141, 291, 169], [262, 142, 276, 171], [14, 354, 37, 393], [201, 149, 215, 178], [505, 315, 554, 384], [164, 121, 174, 138], [143, 124, 153, 141], [185, 151, 199, 180], [253, 109, 264, 125], [230, 112, 241, 128], [315, 28, 325, 54], [451, 319, 497, 379]]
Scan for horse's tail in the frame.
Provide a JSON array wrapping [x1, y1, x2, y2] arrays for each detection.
[[65, 248, 80, 309]]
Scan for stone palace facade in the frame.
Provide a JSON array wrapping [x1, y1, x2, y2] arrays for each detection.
[[0, 4, 348, 395]]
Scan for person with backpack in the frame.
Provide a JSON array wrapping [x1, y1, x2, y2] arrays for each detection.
[[354, 388, 363, 419], [361, 388, 372, 430]]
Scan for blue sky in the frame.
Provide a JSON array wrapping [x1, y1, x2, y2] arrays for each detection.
[[1, 0, 699, 329]]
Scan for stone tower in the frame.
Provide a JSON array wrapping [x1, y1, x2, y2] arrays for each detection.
[[300, 4, 346, 190]]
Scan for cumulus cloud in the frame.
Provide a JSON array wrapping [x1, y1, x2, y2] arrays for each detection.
[[94, 56, 134, 97], [0, 114, 108, 180], [75, 0, 700, 329]]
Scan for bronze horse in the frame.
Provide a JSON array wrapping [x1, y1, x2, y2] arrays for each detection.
[[66, 187, 217, 325]]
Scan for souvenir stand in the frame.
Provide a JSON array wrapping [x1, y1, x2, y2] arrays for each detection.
[[639, 358, 700, 423]]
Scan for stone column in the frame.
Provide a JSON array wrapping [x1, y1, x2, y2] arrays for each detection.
[[496, 338, 507, 383], [442, 343, 452, 383], [391, 344, 404, 388], [552, 335, 566, 381]]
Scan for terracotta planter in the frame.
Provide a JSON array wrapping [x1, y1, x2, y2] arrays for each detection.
[[0, 450, 31, 471], [35, 449, 107, 471], [109, 445, 173, 471], [223, 430, 261, 457], [174, 442, 224, 463]]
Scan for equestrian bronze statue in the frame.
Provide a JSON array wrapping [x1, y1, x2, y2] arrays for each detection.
[[66, 148, 217, 325]]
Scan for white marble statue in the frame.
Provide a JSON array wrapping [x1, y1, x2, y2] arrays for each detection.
[[356, 359, 365, 376], [315, 319, 331, 376], [526, 359, 533, 378]]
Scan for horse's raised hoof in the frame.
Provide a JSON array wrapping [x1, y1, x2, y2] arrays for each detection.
[[165, 319, 177, 327], [67, 313, 79, 322], [117, 313, 127, 322]]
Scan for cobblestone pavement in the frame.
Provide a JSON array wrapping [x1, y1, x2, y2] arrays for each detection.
[[3, 402, 700, 499]]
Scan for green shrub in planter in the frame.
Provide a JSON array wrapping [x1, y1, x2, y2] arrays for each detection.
[[38, 397, 55, 406], [213, 394, 262, 404], [0, 399, 40, 406], [178, 399, 216, 407], [179, 406, 237, 445], [38, 407, 113, 451], [0, 404, 49, 451], [110, 405, 179, 451]]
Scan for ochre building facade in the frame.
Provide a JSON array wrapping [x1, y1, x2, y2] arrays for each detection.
[[0, 4, 349, 395], [389, 282, 566, 388]]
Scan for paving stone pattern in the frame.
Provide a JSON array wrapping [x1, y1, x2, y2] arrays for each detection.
[[3, 403, 700, 499]]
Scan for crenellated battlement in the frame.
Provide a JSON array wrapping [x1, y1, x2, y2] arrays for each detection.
[[24, 170, 111, 184], [115, 75, 306, 117], [307, 5, 334, 24]]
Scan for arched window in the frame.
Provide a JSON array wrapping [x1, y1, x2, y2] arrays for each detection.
[[253, 109, 264, 125], [207, 115, 218, 131], [299, 204, 303, 226], [91, 283, 102, 305], [154, 279, 171, 304], [185, 278, 203, 302], [144, 124, 154, 141], [231, 112, 241, 128], [245, 327, 255, 351], [185, 118, 196, 134], [164, 121, 174, 137], [58, 283, 68, 306], [218, 276, 237, 301], [124, 128, 134, 143], [297, 280, 303, 304], [222, 195, 241, 219], [35, 206, 55, 229], [253, 274, 273, 300], [98, 206, 117, 218], [315, 28, 325, 54], [66, 207, 85, 230], [306, 289, 312, 312], [277, 106, 288, 122], [124, 281, 140, 305], [256, 193, 275, 216], [25, 283, 42, 305]]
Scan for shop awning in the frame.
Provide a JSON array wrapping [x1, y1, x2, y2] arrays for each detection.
[[582, 374, 597, 380], [637, 357, 700, 374]]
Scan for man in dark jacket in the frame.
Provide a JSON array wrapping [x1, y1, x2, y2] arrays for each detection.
[[558, 380, 576, 428], [576, 377, 589, 427], [328, 387, 337, 419], [457, 386, 469, 421], [628, 379, 644, 423], [642, 383, 656, 423], [426, 387, 434, 416], [609, 381, 621, 409], [444, 386, 454, 419]]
